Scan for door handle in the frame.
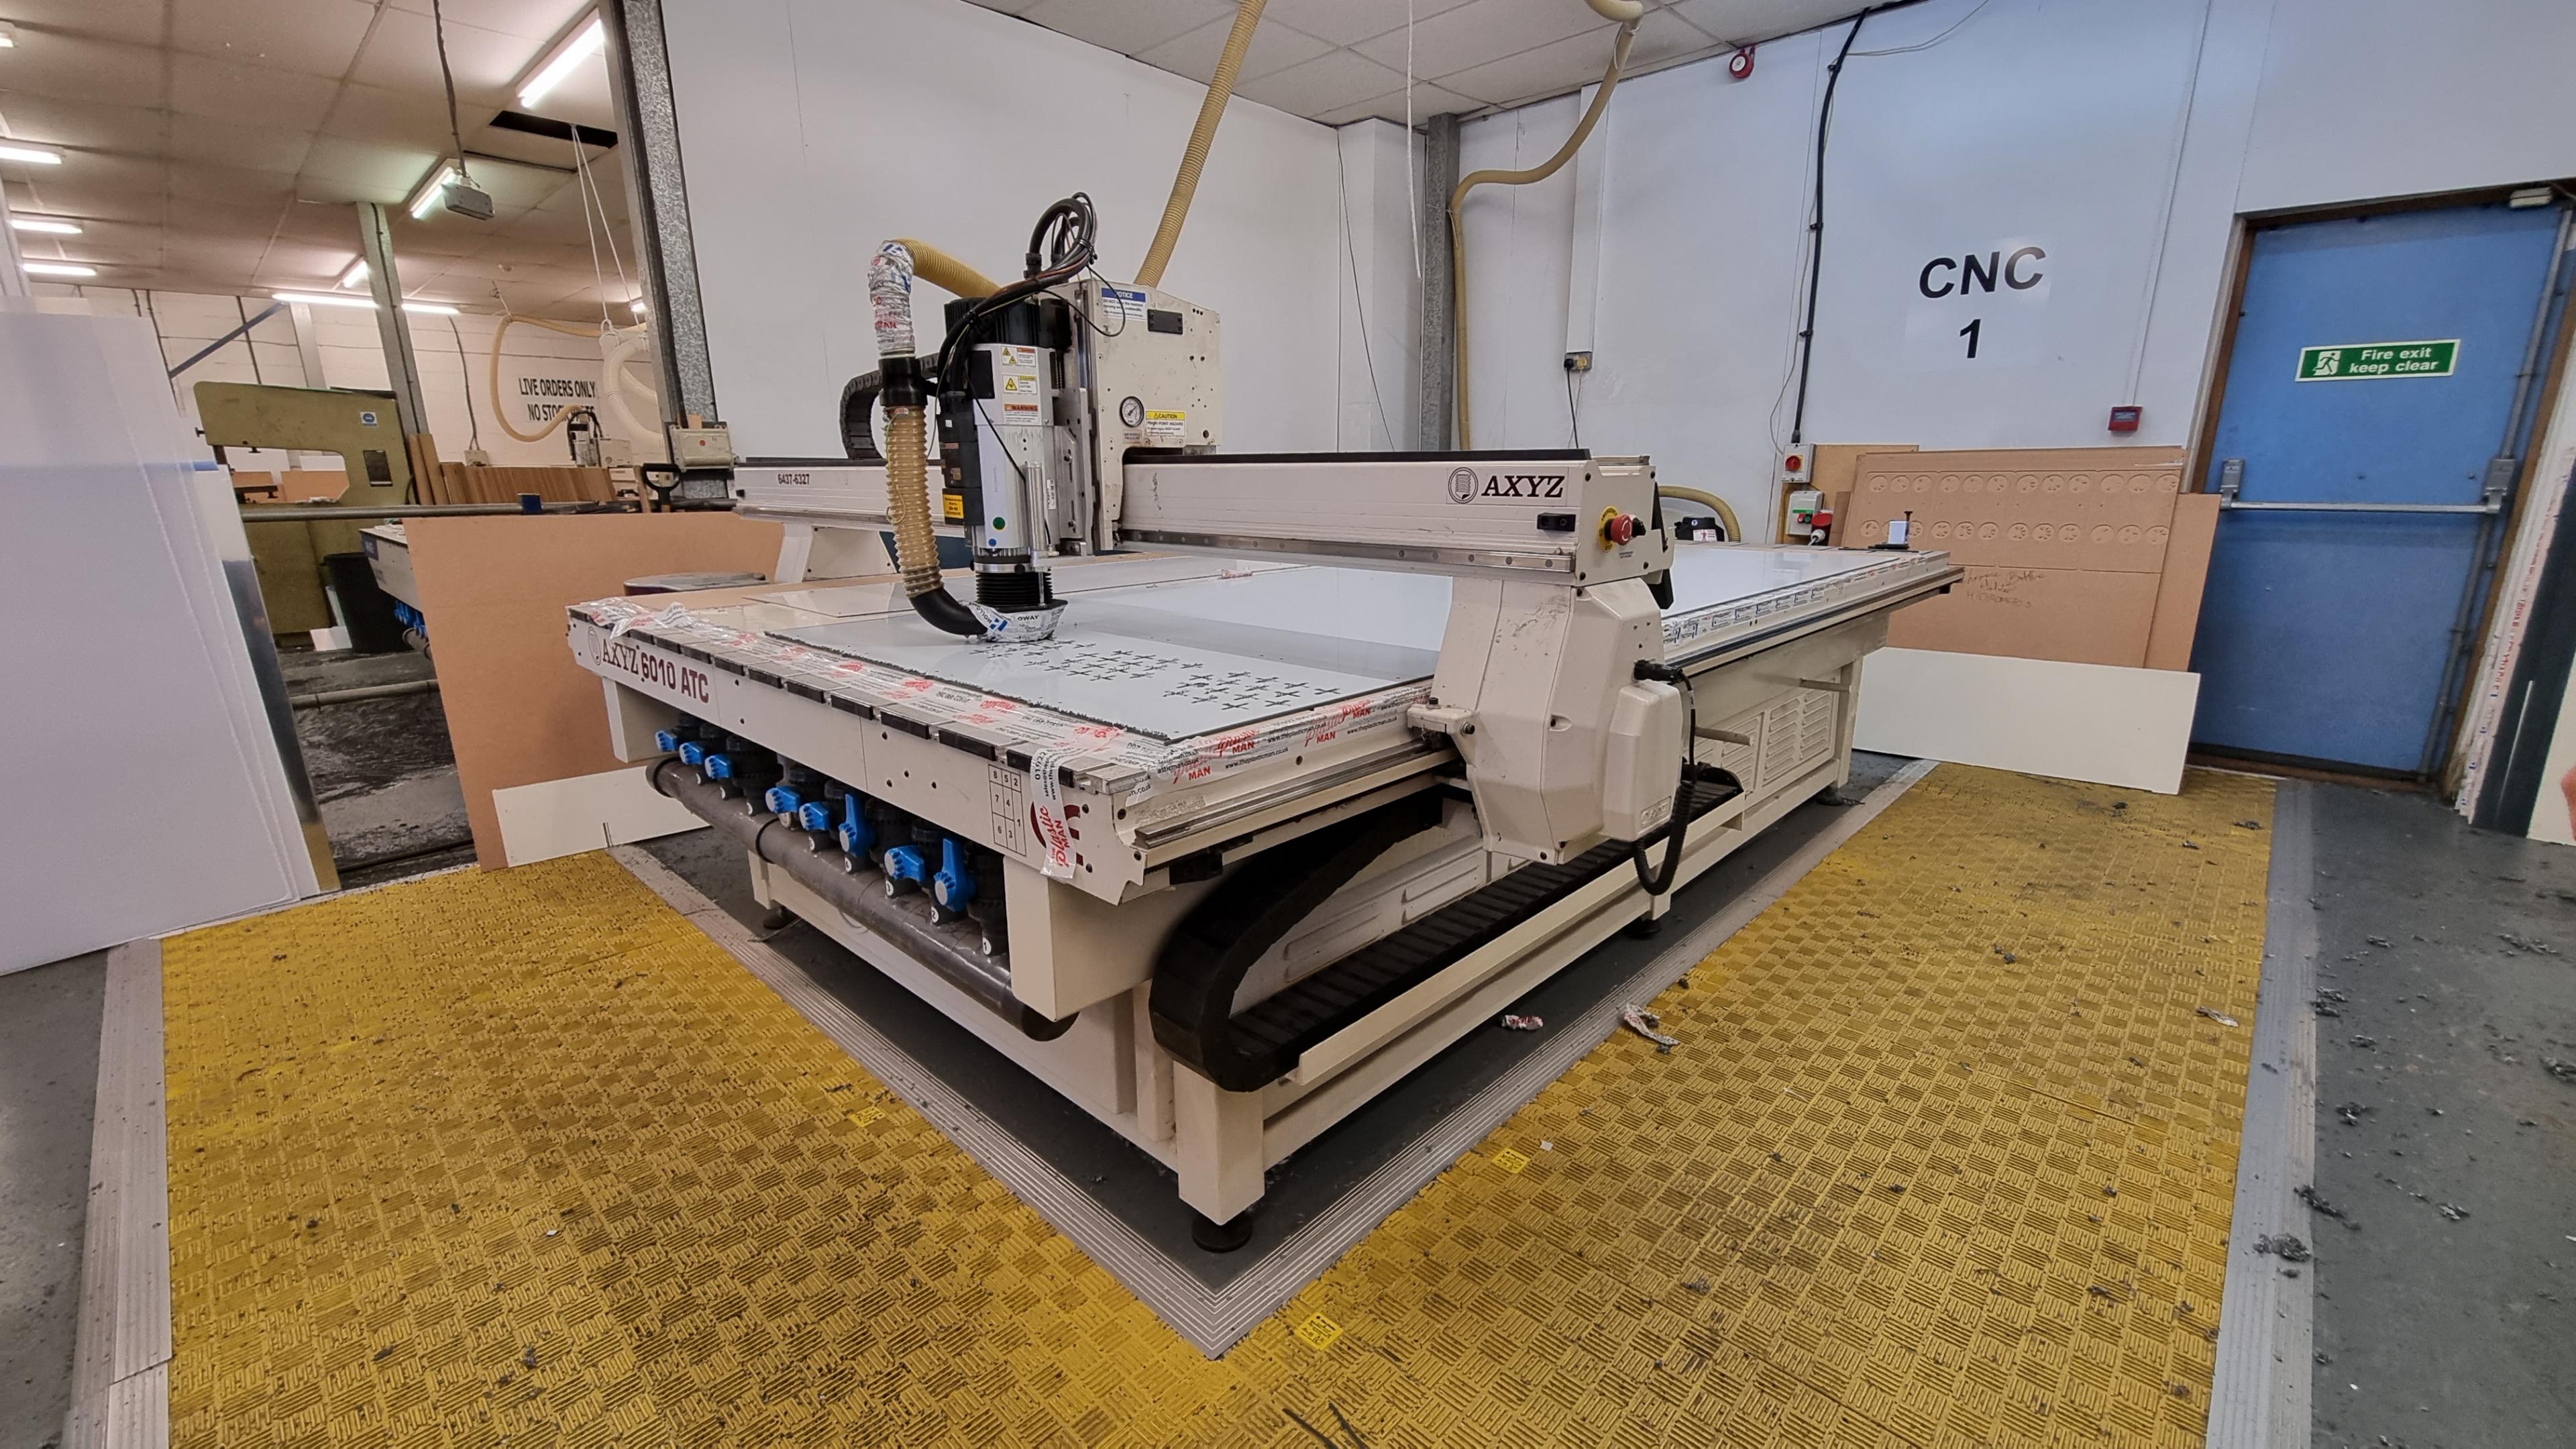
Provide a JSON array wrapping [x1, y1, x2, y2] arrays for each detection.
[[2212, 455, 2506, 515]]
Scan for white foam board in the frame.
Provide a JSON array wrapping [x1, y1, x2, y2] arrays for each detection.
[[1856, 647, 2200, 794], [492, 767, 704, 868]]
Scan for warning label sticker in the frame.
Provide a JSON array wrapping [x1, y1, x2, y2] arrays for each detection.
[[996, 343, 1042, 419], [1144, 409, 1187, 445]]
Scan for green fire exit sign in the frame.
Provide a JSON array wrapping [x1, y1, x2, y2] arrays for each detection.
[[2295, 339, 2459, 381]]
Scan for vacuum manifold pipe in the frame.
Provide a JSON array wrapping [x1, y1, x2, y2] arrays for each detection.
[[1450, 18, 1636, 449], [1136, 0, 1267, 288]]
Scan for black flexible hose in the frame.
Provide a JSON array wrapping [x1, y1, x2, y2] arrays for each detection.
[[910, 584, 986, 637]]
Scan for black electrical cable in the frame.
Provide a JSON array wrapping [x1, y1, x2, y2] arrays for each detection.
[[445, 315, 481, 451], [1785, 1, 1933, 445], [934, 194, 1098, 392], [1563, 367, 1582, 449], [428, 0, 475, 189]]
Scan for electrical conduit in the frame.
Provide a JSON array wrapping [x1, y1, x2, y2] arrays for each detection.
[[1450, 16, 1636, 449], [1136, 0, 1267, 288]]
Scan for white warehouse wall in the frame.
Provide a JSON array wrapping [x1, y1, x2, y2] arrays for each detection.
[[64, 287, 647, 474], [1453, 0, 2576, 531], [659, 0, 1346, 460]]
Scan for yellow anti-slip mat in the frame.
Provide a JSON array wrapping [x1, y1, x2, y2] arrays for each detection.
[[162, 763, 2272, 1448]]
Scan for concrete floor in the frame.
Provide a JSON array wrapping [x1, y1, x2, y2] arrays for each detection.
[[3, 775, 2569, 1446], [2305, 786, 2576, 1449], [277, 647, 472, 875], [0, 952, 106, 1449]]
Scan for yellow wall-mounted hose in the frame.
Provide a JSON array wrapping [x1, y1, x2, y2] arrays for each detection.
[[1658, 484, 1742, 541], [1449, 19, 1636, 449], [488, 313, 604, 444], [1136, 0, 1267, 288], [890, 238, 1000, 299]]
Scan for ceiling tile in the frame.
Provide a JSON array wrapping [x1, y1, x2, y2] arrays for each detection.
[[319, 83, 457, 150], [166, 115, 319, 176], [350, 9, 543, 109], [0, 34, 169, 106], [1261, 0, 1477, 48], [386, 0, 595, 43], [166, 160, 301, 206], [1133, 15, 1334, 86], [1436, 11, 1714, 105], [173, 0, 378, 79], [1013, 0, 1238, 60], [3, 1, 168, 48], [170, 54, 345, 129], [1313, 80, 1483, 127], [1351, 0, 1604, 80], [253, 239, 362, 283], [16, 150, 164, 196], [1668, 0, 1862, 48], [1236, 48, 1410, 116], [0, 93, 170, 154], [297, 136, 437, 197]]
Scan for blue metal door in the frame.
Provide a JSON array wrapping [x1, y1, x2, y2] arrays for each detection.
[[2190, 201, 2569, 774]]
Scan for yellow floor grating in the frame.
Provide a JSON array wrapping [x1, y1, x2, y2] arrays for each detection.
[[162, 763, 2273, 1448]]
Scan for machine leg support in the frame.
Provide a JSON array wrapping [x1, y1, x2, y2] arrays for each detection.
[[1173, 1067, 1265, 1232], [1625, 912, 1664, 940], [1190, 1210, 1256, 1254]]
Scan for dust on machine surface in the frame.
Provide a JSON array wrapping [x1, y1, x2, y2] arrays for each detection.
[[566, 191, 1960, 1249]]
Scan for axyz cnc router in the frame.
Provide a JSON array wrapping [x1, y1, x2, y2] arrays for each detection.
[[570, 197, 1957, 1247]]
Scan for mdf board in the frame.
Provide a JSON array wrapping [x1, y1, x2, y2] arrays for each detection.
[[407, 514, 783, 869], [1847, 447, 2188, 666], [2145, 492, 2221, 672], [1807, 443, 1915, 542], [1891, 566, 2164, 667]]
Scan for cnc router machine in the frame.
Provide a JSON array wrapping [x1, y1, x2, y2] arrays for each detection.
[[570, 199, 1958, 1247]]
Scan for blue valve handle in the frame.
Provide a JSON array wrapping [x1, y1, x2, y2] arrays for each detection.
[[653, 728, 683, 753], [704, 753, 736, 780], [835, 796, 874, 857], [932, 839, 975, 911], [678, 741, 707, 766], [884, 843, 929, 894], [798, 800, 835, 833], [763, 784, 802, 816]]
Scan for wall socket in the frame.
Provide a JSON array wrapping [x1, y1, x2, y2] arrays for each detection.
[[1563, 351, 1593, 373]]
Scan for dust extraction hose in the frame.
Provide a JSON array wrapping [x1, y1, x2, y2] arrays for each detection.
[[1450, 19, 1636, 449], [869, 241, 987, 637], [1658, 484, 1742, 541], [488, 313, 602, 443], [1136, 0, 1267, 288]]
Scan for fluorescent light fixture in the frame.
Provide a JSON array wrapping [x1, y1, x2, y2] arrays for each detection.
[[2508, 186, 2554, 209], [0, 142, 64, 165], [273, 290, 458, 315], [0, 24, 17, 48], [517, 12, 605, 110], [23, 261, 97, 277], [10, 216, 80, 235], [338, 258, 368, 288], [406, 162, 458, 220]]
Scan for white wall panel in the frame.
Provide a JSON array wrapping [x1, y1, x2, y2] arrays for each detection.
[[660, 0, 1346, 458]]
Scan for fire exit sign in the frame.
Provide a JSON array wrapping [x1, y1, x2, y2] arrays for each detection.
[[2296, 339, 2459, 380]]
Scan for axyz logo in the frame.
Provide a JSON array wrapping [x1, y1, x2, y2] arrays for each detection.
[[1446, 466, 1568, 504], [602, 637, 712, 703]]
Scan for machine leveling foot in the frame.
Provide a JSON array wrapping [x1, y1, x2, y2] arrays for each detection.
[[1625, 914, 1664, 940], [1190, 1210, 1256, 1254]]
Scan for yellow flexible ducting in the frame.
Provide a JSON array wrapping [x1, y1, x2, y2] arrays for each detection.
[[1658, 484, 1742, 541], [1449, 19, 1636, 449], [1136, 0, 1267, 288], [890, 238, 1000, 299], [488, 313, 604, 444], [1583, 0, 1645, 19], [883, 405, 941, 596]]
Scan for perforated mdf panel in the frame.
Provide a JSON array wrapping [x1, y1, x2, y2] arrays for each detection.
[[1845, 447, 2188, 573], [158, 765, 2274, 1448]]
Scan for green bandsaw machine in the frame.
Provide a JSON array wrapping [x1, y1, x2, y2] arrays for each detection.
[[196, 381, 416, 636]]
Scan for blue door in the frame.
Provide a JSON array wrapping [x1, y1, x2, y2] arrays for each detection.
[[2190, 201, 2569, 774]]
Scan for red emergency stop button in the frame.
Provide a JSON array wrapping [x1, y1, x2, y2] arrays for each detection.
[[1601, 509, 1642, 545]]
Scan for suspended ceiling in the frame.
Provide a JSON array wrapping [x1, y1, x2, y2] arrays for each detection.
[[969, 0, 1875, 123], [0, 0, 633, 318], [0, 1, 1871, 316]]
